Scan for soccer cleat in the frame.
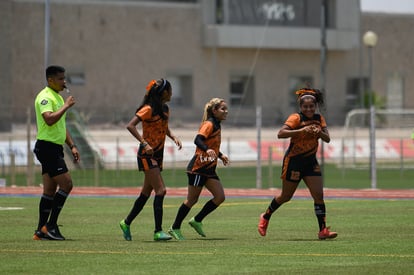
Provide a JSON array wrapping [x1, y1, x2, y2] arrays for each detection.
[[153, 231, 172, 241], [33, 230, 52, 240], [41, 224, 65, 240], [318, 226, 338, 240], [119, 219, 132, 241], [189, 217, 206, 237], [258, 213, 269, 236], [168, 227, 185, 240]]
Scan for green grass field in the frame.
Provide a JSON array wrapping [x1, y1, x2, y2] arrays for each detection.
[[0, 196, 413, 274]]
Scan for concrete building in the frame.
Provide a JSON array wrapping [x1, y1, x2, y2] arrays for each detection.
[[0, 0, 413, 131]]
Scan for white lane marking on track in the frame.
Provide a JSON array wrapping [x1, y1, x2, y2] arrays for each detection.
[[0, 207, 24, 210]]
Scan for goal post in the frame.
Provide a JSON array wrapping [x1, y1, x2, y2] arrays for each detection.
[[340, 108, 414, 170]]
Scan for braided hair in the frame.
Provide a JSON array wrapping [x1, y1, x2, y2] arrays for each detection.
[[295, 88, 324, 108]]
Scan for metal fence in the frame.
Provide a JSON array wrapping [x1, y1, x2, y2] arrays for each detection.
[[1, 121, 414, 189]]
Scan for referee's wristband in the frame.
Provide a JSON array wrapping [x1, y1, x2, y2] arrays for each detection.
[[69, 144, 77, 149]]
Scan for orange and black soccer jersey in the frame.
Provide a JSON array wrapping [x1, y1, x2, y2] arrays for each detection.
[[187, 117, 221, 177], [284, 112, 326, 158], [136, 104, 169, 159]]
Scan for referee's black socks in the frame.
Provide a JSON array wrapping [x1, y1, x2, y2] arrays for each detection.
[[48, 189, 69, 226]]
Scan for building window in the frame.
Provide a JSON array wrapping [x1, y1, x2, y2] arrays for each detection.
[[288, 76, 313, 108], [215, 0, 336, 28], [230, 75, 254, 107], [346, 77, 368, 110], [67, 72, 85, 86], [387, 72, 404, 109], [216, 0, 224, 24], [167, 74, 193, 107]]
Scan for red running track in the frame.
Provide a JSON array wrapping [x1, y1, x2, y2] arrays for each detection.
[[1, 186, 413, 199]]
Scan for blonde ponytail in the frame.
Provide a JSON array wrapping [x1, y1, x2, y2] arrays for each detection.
[[201, 98, 225, 122]]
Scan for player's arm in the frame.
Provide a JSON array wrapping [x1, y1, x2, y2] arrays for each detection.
[[318, 127, 330, 143], [167, 128, 182, 150], [277, 124, 304, 139], [42, 96, 75, 126], [195, 134, 216, 159], [65, 129, 80, 162], [317, 116, 330, 143], [277, 114, 304, 139], [218, 152, 229, 166], [126, 115, 145, 143], [126, 115, 154, 154]]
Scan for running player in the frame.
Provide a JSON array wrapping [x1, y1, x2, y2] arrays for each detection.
[[258, 87, 337, 240], [168, 98, 229, 240], [119, 79, 182, 241]]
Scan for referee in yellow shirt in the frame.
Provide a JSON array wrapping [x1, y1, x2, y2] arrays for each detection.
[[33, 65, 80, 240]]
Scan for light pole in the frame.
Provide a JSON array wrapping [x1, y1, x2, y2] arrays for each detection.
[[363, 30, 378, 189], [44, 0, 50, 69]]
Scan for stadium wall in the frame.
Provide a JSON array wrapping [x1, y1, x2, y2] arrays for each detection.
[[1, 0, 413, 130]]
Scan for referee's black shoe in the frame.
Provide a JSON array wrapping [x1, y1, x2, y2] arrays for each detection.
[[41, 224, 66, 240], [33, 230, 52, 240]]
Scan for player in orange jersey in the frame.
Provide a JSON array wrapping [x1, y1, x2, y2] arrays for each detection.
[[258, 87, 337, 240], [119, 78, 182, 241], [168, 98, 229, 240]]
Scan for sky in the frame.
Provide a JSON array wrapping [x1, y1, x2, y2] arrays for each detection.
[[361, 0, 414, 14]]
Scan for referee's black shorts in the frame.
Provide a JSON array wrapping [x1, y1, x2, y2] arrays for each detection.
[[34, 140, 68, 177]]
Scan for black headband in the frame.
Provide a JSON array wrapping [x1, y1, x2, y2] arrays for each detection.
[[158, 79, 167, 93]]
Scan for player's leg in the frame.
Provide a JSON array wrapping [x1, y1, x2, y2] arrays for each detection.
[[169, 174, 203, 240], [33, 173, 56, 240], [189, 178, 224, 237], [259, 154, 302, 236], [40, 172, 72, 240], [120, 170, 153, 239], [38, 146, 72, 241], [147, 168, 171, 240], [169, 185, 203, 240], [120, 157, 154, 241], [172, 184, 203, 228], [49, 172, 73, 224], [258, 179, 299, 236], [304, 176, 337, 240], [194, 178, 224, 221]]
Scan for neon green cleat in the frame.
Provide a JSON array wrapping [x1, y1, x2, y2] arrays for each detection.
[[154, 231, 172, 241], [119, 219, 132, 241], [189, 217, 206, 237], [168, 227, 185, 240]]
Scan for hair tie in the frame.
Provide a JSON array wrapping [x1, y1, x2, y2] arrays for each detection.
[[295, 88, 316, 96], [146, 79, 157, 95]]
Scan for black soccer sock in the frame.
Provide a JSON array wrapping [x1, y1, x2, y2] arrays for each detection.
[[194, 199, 218, 222], [48, 189, 69, 226], [153, 195, 165, 233], [125, 193, 149, 225], [172, 203, 191, 229], [314, 203, 326, 231], [37, 194, 54, 230], [263, 198, 281, 220]]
